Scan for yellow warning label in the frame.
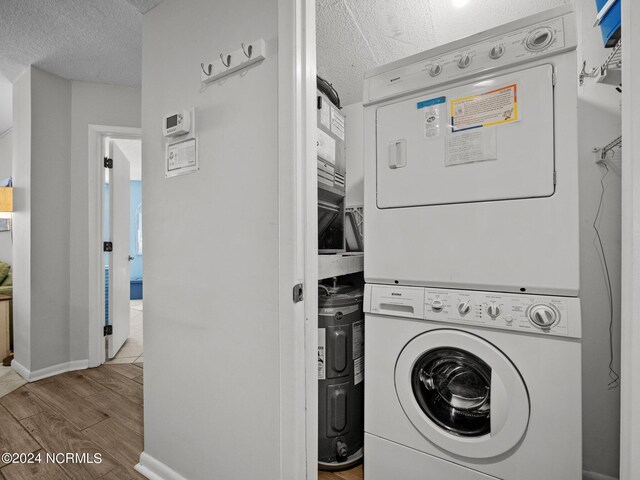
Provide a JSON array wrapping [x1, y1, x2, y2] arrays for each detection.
[[450, 84, 518, 132]]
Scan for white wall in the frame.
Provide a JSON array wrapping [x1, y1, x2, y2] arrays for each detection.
[[12, 69, 32, 371], [577, 1, 622, 478], [0, 130, 13, 264], [68, 81, 141, 363], [140, 1, 281, 479], [13, 67, 72, 373]]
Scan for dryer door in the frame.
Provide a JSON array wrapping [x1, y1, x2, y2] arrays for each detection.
[[376, 64, 555, 208], [395, 329, 529, 459]]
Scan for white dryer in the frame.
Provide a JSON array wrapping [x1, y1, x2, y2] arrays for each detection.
[[363, 6, 579, 296], [363, 284, 582, 479]]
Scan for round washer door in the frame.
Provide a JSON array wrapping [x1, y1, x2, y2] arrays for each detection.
[[395, 329, 530, 459]]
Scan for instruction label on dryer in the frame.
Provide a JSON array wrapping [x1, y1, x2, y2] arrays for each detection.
[[446, 129, 497, 166], [417, 96, 445, 139], [450, 84, 518, 132]]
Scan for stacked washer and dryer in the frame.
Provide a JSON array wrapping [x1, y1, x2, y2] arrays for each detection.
[[362, 6, 581, 480]]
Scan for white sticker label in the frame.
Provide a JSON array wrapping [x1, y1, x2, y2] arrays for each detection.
[[417, 96, 446, 139], [446, 129, 497, 166], [352, 320, 364, 360], [166, 138, 198, 178], [422, 106, 441, 138], [320, 97, 331, 129], [354, 356, 364, 385], [317, 128, 336, 164], [330, 107, 345, 141], [318, 328, 326, 380]]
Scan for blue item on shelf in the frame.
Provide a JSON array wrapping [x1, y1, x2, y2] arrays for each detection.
[[595, 0, 621, 48], [130, 279, 143, 300]]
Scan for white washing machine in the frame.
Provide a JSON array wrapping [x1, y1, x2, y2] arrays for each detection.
[[363, 6, 579, 296], [363, 284, 582, 479]]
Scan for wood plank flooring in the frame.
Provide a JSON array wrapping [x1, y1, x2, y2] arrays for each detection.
[[1, 361, 364, 480], [319, 465, 364, 480], [0, 364, 145, 480]]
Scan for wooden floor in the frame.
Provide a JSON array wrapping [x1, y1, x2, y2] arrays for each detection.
[[319, 464, 364, 480], [0, 363, 144, 480]]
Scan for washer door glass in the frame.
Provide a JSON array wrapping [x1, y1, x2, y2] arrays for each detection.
[[412, 348, 491, 437]]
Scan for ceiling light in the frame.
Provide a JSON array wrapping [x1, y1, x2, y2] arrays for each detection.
[[452, 0, 471, 8]]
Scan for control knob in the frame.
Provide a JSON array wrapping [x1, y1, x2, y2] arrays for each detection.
[[429, 63, 443, 77], [457, 301, 471, 315], [528, 304, 558, 328], [457, 54, 472, 69], [487, 304, 501, 318], [489, 44, 505, 59], [431, 299, 444, 312], [525, 27, 554, 52]]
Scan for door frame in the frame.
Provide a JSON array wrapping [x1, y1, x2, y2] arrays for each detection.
[[87, 125, 141, 368], [620, 1, 640, 477], [277, 0, 318, 478]]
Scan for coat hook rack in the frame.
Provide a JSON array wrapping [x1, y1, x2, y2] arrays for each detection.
[[201, 63, 212, 76], [242, 43, 253, 59], [200, 39, 266, 84]]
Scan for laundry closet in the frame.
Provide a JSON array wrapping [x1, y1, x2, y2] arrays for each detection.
[[314, 1, 623, 479]]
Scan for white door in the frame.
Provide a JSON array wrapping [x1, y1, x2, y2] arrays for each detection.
[[107, 142, 131, 359], [376, 64, 555, 208], [395, 329, 530, 459]]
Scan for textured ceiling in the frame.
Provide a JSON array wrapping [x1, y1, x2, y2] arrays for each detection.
[[317, 0, 572, 106], [0, 0, 162, 86]]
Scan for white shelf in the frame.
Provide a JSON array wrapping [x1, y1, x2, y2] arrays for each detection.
[[318, 253, 364, 280]]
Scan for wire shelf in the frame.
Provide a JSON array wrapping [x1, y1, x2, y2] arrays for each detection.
[[580, 40, 622, 86], [600, 135, 622, 161]]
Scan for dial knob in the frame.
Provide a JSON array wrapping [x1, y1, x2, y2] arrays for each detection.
[[487, 304, 501, 318], [457, 54, 472, 69], [489, 44, 505, 59], [504, 315, 514, 325], [431, 299, 444, 312], [525, 27, 554, 52], [528, 304, 558, 328], [429, 63, 443, 77], [457, 301, 471, 315]]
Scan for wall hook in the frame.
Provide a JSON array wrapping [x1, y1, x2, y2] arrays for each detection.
[[201, 63, 212, 76], [220, 53, 231, 68], [242, 43, 253, 59]]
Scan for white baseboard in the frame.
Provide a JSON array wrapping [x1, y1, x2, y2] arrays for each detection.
[[135, 453, 189, 480], [584, 471, 618, 480], [12, 359, 90, 382]]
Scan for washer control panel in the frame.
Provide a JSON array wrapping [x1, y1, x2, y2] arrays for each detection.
[[423, 288, 577, 337], [365, 12, 574, 105]]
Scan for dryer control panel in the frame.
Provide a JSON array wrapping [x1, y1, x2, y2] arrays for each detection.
[[363, 10, 576, 105], [365, 284, 581, 339]]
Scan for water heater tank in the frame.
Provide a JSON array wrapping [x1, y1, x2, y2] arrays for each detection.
[[318, 284, 364, 470]]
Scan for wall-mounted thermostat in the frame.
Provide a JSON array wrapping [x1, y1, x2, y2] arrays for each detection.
[[163, 109, 192, 138]]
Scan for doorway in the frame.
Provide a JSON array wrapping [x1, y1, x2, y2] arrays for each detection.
[[103, 136, 143, 363]]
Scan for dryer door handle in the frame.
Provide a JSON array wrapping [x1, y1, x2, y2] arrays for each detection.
[[388, 139, 407, 169], [490, 372, 509, 436]]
